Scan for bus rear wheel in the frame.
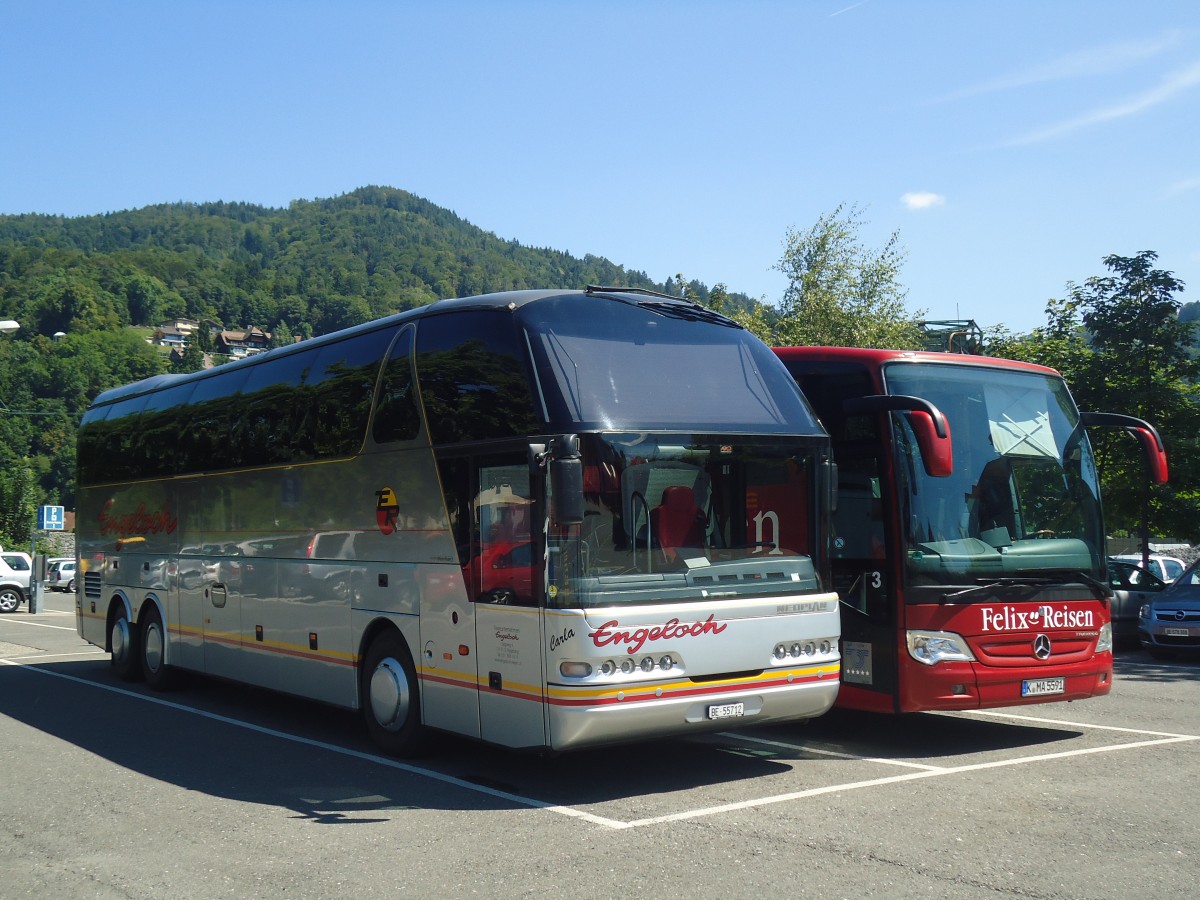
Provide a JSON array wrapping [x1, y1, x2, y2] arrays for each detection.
[[362, 630, 428, 757], [140, 604, 178, 690], [109, 606, 142, 682]]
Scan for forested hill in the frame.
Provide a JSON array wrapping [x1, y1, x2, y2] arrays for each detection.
[[0, 185, 754, 341]]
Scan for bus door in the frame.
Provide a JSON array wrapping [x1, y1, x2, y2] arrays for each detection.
[[202, 573, 242, 678], [469, 457, 548, 748], [832, 454, 899, 704]]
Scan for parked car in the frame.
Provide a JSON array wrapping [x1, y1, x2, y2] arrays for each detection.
[[1138, 557, 1200, 659], [1107, 560, 1166, 646], [45, 557, 71, 588], [1111, 553, 1186, 584], [0, 550, 33, 613], [48, 559, 78, 592]]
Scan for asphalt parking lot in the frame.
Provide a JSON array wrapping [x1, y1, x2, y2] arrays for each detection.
[[2, 592, 1197, 899]]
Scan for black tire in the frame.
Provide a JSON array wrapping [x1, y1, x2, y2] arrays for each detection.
[[109, 605, 142, 682], [361, 629, 428, 757], [0, 587, 22, 613], [140, 604, 178, 690], [67, 578, 76, 593]]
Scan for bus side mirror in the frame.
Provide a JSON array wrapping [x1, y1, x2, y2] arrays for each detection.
[[908, 410, 953, 478], [844, 395, 953, 478], [550, 434, 585, 526], [1132, 427, 1169, 485], [1079, 412, 1169, 486]]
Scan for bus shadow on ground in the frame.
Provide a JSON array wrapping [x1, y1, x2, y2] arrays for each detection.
[[0, 658, 824, 822], [0, 657, 1117, 823], [747, 706, 1086, 763]]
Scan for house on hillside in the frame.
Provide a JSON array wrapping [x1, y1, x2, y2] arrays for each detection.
[[151, 326, 191, 351], [217, 326, 272, 359], [150, 318, 208, 352]]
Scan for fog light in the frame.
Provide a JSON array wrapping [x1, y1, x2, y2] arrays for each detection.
[[620, 658, 635, 674], [819, 640, 831, 654], [804, 642, 816, 656], [640, 656, 655, 672], [659, 655, 674, 670], [789, 642, 802, 658], [600, 660, 617, 676], [774, 644, 787, 660]]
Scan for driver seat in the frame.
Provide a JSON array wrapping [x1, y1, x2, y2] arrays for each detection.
[[650, 485, 705, 563]]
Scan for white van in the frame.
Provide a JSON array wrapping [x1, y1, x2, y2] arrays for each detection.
[[1110, 553, 1187, 584]]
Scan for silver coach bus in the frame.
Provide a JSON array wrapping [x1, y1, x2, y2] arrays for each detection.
[[76, 287, 841, 755]]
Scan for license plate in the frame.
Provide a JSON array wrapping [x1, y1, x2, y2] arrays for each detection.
[[1022, 677, 1065, 697], [1165, 627, 1191, 637], [707, 702, 745, 720]]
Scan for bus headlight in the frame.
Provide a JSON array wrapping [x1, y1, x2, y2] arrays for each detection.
[[906, 630, 975, 666], [559, 661, 592, 678], [1096, 622, 1112, 654]]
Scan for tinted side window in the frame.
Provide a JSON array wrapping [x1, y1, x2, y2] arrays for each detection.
[[415, 311, 540, 445], [185, 367, 251, 473], [141, 382, 197, 477], [372, 327, 420, 444], [305, 328, 395, 457], [234, 349, 318, 466], [77, 405, 112, 486]]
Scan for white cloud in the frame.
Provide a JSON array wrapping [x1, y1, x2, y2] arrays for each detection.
[[1168, 175, 1200, 194], [1005, 59, 1200, 146], [901, 192, 946, 210], [934, 32, 1185, 103], [829, 1, 870, 17]]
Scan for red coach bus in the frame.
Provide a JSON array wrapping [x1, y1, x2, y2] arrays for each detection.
[[775, 346, 1167, 713]]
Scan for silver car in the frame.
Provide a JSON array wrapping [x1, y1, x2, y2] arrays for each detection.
[[1139, 558, 1200, 659], [1108, 560, 1166, 646]]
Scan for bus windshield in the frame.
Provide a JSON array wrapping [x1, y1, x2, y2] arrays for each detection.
[[885, 363, 1104, 591], [518, 294, 821, 434], [548, 433, 825, 609]]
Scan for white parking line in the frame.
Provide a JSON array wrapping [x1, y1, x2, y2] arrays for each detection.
[[952, 707, 1199, 740], [627, 730, 1197, 827], [4, 655, 1196, 831], [0, 617, 81, 631]]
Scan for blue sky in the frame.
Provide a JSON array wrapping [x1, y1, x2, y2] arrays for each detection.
[[2, 1, 1198, 334]]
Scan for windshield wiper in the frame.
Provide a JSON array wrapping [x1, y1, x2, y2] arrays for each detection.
[[942, 573, 1110, 604], [584, 285, 742, 328], [942, 578, 1052, 604]]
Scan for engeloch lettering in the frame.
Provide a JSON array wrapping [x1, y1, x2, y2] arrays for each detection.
[[980, 604, 1095, 632], [589, 614, 727, 655]]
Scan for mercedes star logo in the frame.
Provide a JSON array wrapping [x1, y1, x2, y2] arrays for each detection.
[[1033, 634, 1052, 660]]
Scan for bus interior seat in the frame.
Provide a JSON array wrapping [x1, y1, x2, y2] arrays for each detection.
[[650, 485, 705, 562]]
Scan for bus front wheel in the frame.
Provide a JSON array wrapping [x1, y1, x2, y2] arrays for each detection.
[[362, 630, 428, 757], [109, 606, 142, 682]]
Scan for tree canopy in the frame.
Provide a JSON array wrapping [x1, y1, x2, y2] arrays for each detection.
[[747, 203, 924, 349], [990, 251, 1198, 541]]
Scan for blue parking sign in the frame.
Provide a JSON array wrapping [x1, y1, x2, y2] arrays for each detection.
[[38, 505, 65, 531]]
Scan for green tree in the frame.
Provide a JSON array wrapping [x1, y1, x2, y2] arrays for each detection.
[[993, 252, 1199, 542], [769, 204, 924, 349]]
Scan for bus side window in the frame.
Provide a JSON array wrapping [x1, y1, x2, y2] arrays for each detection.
[[414, 311, 540, 445], [307, 327, 396, 457], [371, 327, 420, 444], [472, 463, 535, 606]]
